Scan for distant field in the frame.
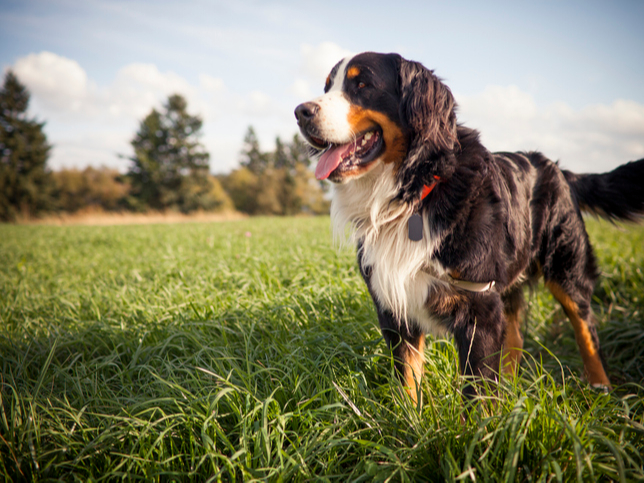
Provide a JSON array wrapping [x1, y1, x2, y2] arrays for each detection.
[[18, 209, 245, 226], [0, 217, 643, 481]]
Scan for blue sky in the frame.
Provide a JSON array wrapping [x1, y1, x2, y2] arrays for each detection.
[[1, 0, 643, 174]]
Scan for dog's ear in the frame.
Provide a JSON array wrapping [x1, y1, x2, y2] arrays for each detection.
[[397, 58, 458, 203]]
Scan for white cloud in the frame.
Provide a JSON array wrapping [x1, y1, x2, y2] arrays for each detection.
[[291, 42, 354, 101], [576, 100, 644, 136], [238, 90, 275, 116], [106, 63, 203, 120], [289, 78, 312, 100], [456, 86, 644, 172], [300, 42, 353, 81], [199, 74, 225, 93], [458, 85, 537, 122], [11, 52, 210, 123], [13, 51, 90, 112]]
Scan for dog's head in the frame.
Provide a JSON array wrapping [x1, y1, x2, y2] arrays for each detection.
[[295, 52, 458, 202]]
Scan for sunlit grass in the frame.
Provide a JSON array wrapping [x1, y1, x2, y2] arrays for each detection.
[[0, 217, 643, 481]]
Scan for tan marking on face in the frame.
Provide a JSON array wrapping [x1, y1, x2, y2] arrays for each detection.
[[325, 74, 331, 90], [546, 282, 611, 387], [347, 106, 408, 165], [347, 66, 360, 79], [326, 106, 408, 181]]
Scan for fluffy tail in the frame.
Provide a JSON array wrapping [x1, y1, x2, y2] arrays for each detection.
[[563, 158, 644, 222]]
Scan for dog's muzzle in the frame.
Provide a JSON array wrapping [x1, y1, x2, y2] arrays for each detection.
[[294, 102, 319, 125], [294, 102, 327, 149]]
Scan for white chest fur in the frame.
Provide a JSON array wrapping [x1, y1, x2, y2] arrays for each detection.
[[331, 164, 448, 336]]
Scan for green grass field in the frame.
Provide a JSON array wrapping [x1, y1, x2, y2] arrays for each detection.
[[1, 217, 643, 481]]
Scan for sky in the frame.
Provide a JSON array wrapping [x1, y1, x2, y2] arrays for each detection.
[[1, 0, 643, 174]]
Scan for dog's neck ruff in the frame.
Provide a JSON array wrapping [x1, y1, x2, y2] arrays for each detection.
[[331, 163, 446, 325], [331, 166, 496, 328]]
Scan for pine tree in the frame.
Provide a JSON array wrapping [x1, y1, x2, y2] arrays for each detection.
[[126, 94, 220, 212], [288, 133, 311, 169], [0, 71, 53, 221], [239, 126, 270, 174], [273, 137, 289, 169], [271, 136, 296, 214]]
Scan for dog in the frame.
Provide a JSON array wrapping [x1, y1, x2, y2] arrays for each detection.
[[295, 52, 644, 401]]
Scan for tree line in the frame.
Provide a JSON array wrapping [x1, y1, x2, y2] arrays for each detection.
[[0, 71, 328, 222]]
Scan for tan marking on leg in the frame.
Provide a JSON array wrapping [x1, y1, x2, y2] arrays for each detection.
[[546, 282, 611, 388], [503, 309, 524, 375], [402, 337, 425, 403]]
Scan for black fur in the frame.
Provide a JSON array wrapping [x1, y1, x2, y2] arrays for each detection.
[[563, 161, 644, 222]]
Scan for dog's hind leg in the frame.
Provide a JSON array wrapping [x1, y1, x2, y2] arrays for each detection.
[[540, 205, 612, 389], [545, 280, 611, 388], [502, 286, 525, 376]]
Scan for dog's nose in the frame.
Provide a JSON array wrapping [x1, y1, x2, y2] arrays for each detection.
[[294, 102, 320, 124]]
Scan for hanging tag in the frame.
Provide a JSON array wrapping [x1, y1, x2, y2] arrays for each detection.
[[408, 213, 423, 241]]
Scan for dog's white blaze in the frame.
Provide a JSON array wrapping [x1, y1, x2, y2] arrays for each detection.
[[332, 163, 448, 335], [328, 56, 352, 93], [309, 56, 356, 145]]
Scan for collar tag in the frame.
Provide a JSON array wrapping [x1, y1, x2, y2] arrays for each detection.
[[408, 213, 423, 241], [408, 176, 441, 242]]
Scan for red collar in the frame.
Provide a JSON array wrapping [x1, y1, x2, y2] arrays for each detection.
[[420, 175, 441, 201]]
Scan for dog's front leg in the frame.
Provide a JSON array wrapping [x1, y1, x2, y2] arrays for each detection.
[[375, 307, 426, 403], [357, 243, 426, 403], [452, 293, 505, 399]]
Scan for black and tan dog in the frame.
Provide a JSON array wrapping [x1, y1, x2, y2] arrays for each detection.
[[295, 52, 644, 400]]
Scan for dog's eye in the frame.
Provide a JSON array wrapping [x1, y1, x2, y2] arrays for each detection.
[[358, 82, 366, 89]]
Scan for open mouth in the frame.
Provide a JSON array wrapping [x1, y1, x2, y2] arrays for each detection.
[[314, 129, 384, 180]]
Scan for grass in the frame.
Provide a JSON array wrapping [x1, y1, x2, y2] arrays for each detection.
[[0, 217, 643, 482]]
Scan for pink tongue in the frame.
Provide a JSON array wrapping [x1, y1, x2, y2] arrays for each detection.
[[315, 143, 354, 180]]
